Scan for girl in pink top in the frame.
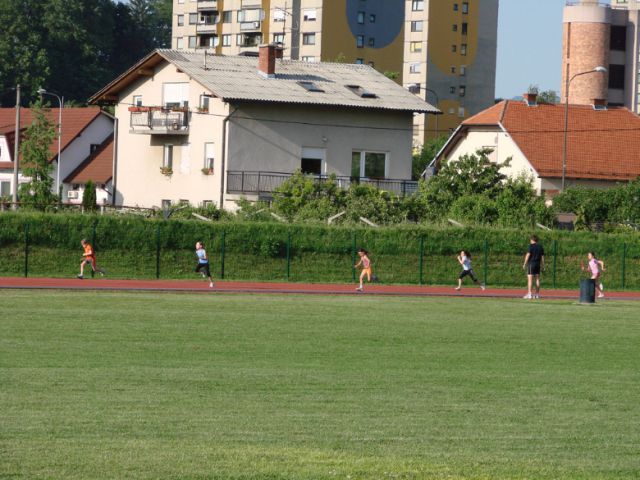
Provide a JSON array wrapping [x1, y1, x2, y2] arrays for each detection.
[[355, 249, 372, 292], [583, 252, 606, 298]]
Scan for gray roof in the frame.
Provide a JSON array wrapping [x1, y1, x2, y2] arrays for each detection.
[[157, 49, 438, 114]]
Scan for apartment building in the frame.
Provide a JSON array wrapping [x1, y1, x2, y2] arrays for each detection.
[[172, 0, 499, 146], [563, 0, 640, 112]]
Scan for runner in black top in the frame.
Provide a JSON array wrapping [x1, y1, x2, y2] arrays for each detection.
[[522, 235, 544, 299]]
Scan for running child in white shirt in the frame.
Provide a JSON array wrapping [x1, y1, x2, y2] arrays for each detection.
[[455, 250, 485, 291]]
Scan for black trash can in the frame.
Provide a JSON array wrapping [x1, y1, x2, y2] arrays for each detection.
[[579, 278, 596, 304]]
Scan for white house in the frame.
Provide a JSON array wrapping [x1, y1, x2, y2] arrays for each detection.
[[89, 45, 438, 210], [432, 95, 640, 200], [0, 107, 114, 203]]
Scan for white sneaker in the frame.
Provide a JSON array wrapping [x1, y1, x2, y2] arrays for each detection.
[[523, 293, 532, 299], [356, 286, 363, 291], [598, 293, 604, 298], [480, 283, 485, 291], [209, 282, 214, 288], [454, 286, 461, 291], [599, 283, 604, 292], [534, 294, 540, 299]]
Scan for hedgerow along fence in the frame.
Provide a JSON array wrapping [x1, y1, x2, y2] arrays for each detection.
[[0, 213, 639, 290]]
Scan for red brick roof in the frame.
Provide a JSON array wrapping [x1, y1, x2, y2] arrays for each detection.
[[0, 107, 103, 163], [462, 100, 640, 181], [64, 136, 113, 184]]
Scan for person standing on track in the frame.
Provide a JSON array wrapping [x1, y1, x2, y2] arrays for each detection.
[[354, 248, 372, 292], [522, 235, 544, 299], [455, 250, 485, 291], [77, 239, 105, 279], [195, 241, 214, 288], [582, 251, 606, 298]]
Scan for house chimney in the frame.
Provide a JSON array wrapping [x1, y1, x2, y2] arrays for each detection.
[[275, 46, 284, 59], [523, 92, 538, 106], [258, 44, 277, 78]]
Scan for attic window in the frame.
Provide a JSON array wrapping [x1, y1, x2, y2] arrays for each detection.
[[345, 84, 378, 99], [298, 81, 325, 93]]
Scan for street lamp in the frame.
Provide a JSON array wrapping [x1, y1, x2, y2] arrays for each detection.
[[562, 66, 607, 191], [37, 88, 64, 196]]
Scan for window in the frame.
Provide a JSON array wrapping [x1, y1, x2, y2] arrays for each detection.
[[302, 56, 317, 62], [177, 15, 184, 26], [461, 43, 467, 55], [462, 2, 469, 13], [610, 25, 627, 51], [0, 180, 10, 197], [161, 199, 172, 209], [176, 37, 184, 49], [298, 81, 325, 92], [453, 3, 459, 11], [609, 64, 625, 89], [368, 37, 375, 47], [451, 45, 457, 53], [163, 83, 189, 108], [345, 84, 377, 98], [204, 142, 214, 171], [189, 13, 198, 24], [411, 21, 423, 32], [273, 33, 284, 44], [356, 35, 364, 48], [163, 145, 173, 169], [451, 66, 456, 74], [460, 65, 466, 76], [459, 85, 466, 97], [410, 41, 422, 53], [452, 24, 458, 32], [351, 151, 387, 179], [412, 0, 424, 11], [222, 11, 232, 23], [273, 9, 286, 22], [461, 22, 468, 35], [450, 86, 456, 94], [188, 36, 197, 48], [355, 58, 364, 64], [302, 33, 316, 45], [222, 34, 231, 46], [199, 95, 210, 112], [301, 148, 325, 175], [303, 9, 317, 21], [90, 144, 100, 154], [458, 107, 465, 117], [133, 95, 142, 106], [410, 63, 421, 74], [357, 11, 365, 24], [369, 14, 376, 23]]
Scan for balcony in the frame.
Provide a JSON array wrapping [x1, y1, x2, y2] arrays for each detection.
[[196, 22, 218, 34], [129, 107, 190, 135], [226, 171, 419, 196], [197, 0, 218, 9]]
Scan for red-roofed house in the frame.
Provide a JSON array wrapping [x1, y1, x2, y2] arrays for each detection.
[[432, 97, 640, 199], [0, 107, 114, 204]]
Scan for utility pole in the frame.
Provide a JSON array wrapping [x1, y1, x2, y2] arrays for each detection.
[[12, 84, 20, 210]]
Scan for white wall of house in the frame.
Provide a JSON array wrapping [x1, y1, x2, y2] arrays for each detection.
[[66, 181, 112, 206], [0, 136, 10, 163]]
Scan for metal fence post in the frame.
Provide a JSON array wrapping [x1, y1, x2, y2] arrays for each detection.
[[286, 231, 291, 281], [552, 239, 557, 289], [419, 236, 425, 285], [91, 223, 97, 278], [483, 238, 488, 286], [155, 224, 161, 279], [351, 232, 357, 282], [621, 243, 627, 290], [220, 230, 226, 279], [24, 223, 29, 278]]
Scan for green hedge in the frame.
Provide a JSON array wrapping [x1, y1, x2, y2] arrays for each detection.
[[0, 212, 638, 289]]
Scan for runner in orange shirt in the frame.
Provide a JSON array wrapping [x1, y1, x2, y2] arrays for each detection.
[[354, 248, 372, 292], [78, 239, 105, 279]]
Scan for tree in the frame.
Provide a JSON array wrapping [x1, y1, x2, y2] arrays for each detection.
[[537, 90, 560, 105], [412, 134, 448, 180], [18, 102, 57, 208], [272, 171, 346, 222], [82, 180, 97, 212]]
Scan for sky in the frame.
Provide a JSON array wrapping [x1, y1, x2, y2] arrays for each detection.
[[495, 0, 568, 99]]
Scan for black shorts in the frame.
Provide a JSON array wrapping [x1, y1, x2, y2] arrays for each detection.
[[527, 263, 541, 275], [196, 262, 211, 277], [459, 269, 478, 281]]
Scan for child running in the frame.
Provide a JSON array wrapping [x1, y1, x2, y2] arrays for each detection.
[[454, 250, 485, 291], [77, 239, 105, 279], [195, 241, 214, 288], [354, 248, 372, 292], [582, 251, 606, 298]]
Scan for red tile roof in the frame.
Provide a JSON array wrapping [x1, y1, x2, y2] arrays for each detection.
[[462, 100, 640, 181], [64, 136, 113, 184], [0, 107, 104, 163]]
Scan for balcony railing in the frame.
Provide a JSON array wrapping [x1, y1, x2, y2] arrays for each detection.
[[197, 0, 218, 9], [226, 171, 419, 196], [129, 107, 190, 135]]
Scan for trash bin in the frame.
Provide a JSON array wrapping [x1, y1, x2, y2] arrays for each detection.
[[579, 278, 596, 304]]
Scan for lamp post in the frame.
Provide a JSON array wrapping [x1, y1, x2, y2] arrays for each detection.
[[12, 84, 20, 210], [562, 66, 607, 191], [424, 88, 439, 138], [37, 88, 64, 196]]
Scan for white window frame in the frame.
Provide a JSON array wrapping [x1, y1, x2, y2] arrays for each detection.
[[351, 151, 388, 179], [163, 144, 174, 169], [132, 95, 142, 106], [303, 9, 317, 21], [204, 142, 215, 171]]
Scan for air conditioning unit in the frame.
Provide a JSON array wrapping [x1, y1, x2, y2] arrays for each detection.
[[253, 21, 260, 28], [67, 191, 79, 199]]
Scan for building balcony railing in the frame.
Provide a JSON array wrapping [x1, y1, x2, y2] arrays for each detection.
[[129, 107, 190, 135], [197, 0, 218, 9], [226, 171, 419, 196], [196, 23, 218, 34]]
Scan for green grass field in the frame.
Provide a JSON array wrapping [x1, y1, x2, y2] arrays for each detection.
[[1, 291, 639, 479]]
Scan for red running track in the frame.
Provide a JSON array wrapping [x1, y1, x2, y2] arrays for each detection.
[[1, 276, 639, 301]]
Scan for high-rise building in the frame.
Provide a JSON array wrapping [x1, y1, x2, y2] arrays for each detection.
[[562, 0, 640, 112], [172, 0, 499, 146]]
